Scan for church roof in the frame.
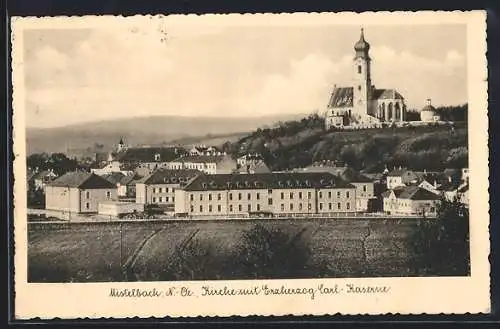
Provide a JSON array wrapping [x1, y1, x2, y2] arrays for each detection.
[[372, 89, 405, 101], [327, 87, 353, 108]]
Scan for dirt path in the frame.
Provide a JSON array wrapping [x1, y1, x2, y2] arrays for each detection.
[[122, 228, 164, 280]]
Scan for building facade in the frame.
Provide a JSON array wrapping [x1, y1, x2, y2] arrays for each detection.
[[166, 155, 237, 175], [382, 185, 441, 216], [45, 172, 117, 213], [174, 172, 356, 217], [386, 169, 420, 190], [301, 164, 376, 212], [325, 28, 407, 130]]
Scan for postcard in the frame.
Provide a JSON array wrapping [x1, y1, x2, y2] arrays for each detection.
[[11, 11, 489, 319]]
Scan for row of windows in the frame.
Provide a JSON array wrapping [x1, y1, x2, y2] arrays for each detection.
[[316, 191, 351, 199], [152, 187, 176, 193], [190, 193, 224, 201], [188, 202, 351, 213], [190, 204, 262, 213], [189, 190, 355, 202], [152, 196, 175, 203]]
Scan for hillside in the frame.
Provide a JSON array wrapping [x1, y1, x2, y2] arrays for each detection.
[[26, 114, 305, 157], [227, 111, 468, 173]]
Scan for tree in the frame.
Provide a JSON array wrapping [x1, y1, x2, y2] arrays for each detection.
[[406, 110, 420, 121], [159, 239, 232, 281], [410, 197, 469, 276], [27, 153, 82, 176], [232, 224, 313, 279]]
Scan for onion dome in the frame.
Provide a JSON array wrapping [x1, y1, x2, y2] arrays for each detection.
[[354, 28, 370, 51], [354, 28, 371, 59]]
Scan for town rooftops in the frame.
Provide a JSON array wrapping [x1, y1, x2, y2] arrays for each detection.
[[140, 168, 202, 185], [102, 172, 136, 185], [183, 172, 355, 191], [237, 161, 271, 174], [387, 169, 416, 177], [116, 147, 187, 163], [238, 153, 264, 161], [171, 154, 232, 163], [327, 87, 354, 108], [372, 88, 404, 100], [382, 185, 440, 201], [48, 172, 116, 189], [306, 165, 372, 183], [33, 170, 57, 180]]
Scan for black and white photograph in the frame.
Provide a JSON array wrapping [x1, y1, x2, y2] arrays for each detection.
[[12, 12, 489, 318]]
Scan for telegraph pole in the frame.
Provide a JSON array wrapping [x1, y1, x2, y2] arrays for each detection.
[[120, 222, 123, 268], [67, 185, 71, 222]]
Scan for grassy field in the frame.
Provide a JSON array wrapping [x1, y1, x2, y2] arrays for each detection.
[[28, 218, 469, 282]]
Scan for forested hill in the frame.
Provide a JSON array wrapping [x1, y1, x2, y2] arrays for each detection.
[[224, 105, 468, 173]]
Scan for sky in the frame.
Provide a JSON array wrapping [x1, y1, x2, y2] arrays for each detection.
[[22, 21, 467, 128]]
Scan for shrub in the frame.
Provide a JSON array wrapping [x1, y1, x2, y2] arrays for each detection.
[[410, 198, 470, 276], [232, 224, 313, 279]]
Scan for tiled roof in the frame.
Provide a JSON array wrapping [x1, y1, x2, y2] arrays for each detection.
[[183, 172, 355, 191], [172, 155, 231, 163], [49, 172, 115, 189], [120, 175, 136, 185], [116, 147, 187, 163], [387, 169, 416, 177], [372, 89, 404, 100], [327, 87, 353, 108], [382, 186, 439, 201], [142, 168, 202, 185], [399, 186, 440, 200]]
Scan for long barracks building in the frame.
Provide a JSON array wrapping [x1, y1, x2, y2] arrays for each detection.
[[174, 172, 357, 217]]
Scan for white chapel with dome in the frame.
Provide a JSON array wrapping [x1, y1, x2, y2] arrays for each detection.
[[325, 28, 408, 129]]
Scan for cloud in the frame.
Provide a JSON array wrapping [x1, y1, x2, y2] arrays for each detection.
[[239, 53, 351, 116], [368, 45, 467, 108], [25, 28, 467, 127]]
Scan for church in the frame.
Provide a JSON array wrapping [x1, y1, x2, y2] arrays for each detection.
[[325, 28, 407, 129]]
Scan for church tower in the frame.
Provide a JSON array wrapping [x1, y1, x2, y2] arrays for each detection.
[[117, 137, 125, 152], [352, 28, 372, 120]]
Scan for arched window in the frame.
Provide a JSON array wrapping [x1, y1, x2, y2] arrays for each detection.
[[381, 103, 386, 121], [395, 103, 401, 120], [387, 103, 393, 120], [358, 85, 361, 91], [358, 65, 362, 74]]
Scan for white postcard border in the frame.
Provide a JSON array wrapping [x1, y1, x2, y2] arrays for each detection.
[[11, 11, 489, 319]]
